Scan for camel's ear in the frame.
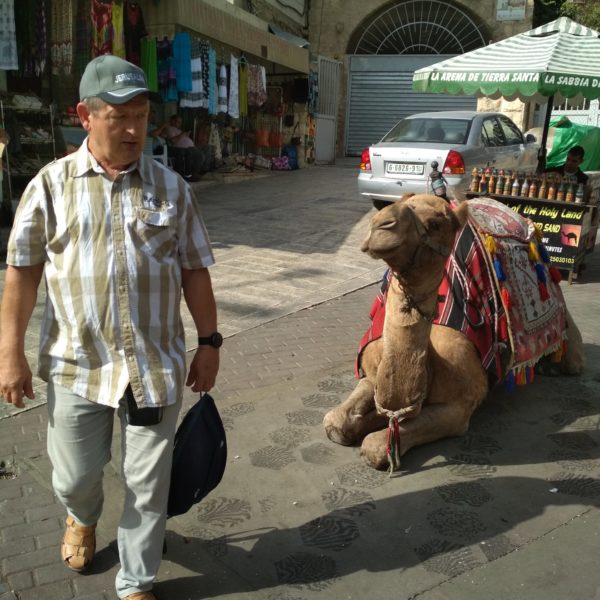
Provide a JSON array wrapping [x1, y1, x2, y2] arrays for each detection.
[[400, 193, 416, 201], [451, 199, 469, 228], [447, 186, 467, 203]]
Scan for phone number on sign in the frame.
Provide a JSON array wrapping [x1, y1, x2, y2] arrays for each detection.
[[550, 255, 575, 265]]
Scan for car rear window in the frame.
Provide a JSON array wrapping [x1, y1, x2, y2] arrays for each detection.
[[381, 118, 470, 144]]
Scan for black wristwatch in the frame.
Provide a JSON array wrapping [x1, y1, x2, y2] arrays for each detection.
[[197, 332, 223, 348]]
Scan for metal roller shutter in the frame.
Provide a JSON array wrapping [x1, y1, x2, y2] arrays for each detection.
[[346, 55, 477, 156]]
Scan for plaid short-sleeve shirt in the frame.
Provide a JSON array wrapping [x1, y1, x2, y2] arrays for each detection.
[[7, 143, 215, 408]]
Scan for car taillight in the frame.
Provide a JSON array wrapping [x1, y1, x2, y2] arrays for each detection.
[[442, 150, 465, 175], [360, 148, 371, 171]]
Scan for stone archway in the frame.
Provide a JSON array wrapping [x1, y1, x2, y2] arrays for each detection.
[[350, 0, 487, 55], [345, 0, 488, 155]]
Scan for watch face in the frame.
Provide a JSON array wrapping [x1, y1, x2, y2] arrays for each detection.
[[210, 332, 223, 348]]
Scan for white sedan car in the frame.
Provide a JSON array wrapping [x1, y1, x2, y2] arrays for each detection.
[[358, 110, 539, 208]]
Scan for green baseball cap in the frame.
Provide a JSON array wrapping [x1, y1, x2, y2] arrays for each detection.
[[79, 54, 149, 104]]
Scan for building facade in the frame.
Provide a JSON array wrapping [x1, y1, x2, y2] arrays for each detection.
[[308, 0, 536, 156]]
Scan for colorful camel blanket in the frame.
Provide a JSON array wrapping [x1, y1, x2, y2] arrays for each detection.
[[356, 198, 567, 384]]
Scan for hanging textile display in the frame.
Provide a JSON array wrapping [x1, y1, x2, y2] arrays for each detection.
[[217, 62, 228, 114], [51, 0, 73, 74], [91, 0, 112, 58], [74, 0, 91, 76], [14, 0, 48, 76], [141, 37, 158, 92], [238, 59, 248, 117], [172, 31, 192, 92], [180, 38, 203, 108], [208, 46, 217, 115], [200, 41, 210, 109], [228, 54, 239, 119], [0, 0, 18, 70], [209, 121, 222, 162], [111, 0, 126, 59], [248, 64, 267, 107], [157, 37, 177, 102], [124, 0, 147, 66]]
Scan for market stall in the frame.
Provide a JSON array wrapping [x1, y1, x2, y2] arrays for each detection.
[[464, 170, 600, 283], [413, 17, 600, 282]]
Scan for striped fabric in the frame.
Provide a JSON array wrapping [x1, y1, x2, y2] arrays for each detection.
[[7, 144, 215, 409], [413, 17, 600, 103]]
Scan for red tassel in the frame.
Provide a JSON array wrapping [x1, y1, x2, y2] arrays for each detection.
[[501, 286, 512, 310], [538, 281, 550, 301], [549, 267, 562, 284]]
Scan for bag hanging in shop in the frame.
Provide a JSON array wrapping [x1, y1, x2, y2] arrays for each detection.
[[255, 129, 270, 147], [269, 131, 284, 147]]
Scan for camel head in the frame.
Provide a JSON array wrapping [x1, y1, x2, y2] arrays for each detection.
[[361, 194, 468, 281]]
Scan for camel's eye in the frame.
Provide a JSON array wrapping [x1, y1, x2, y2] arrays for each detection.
[[425, 215, 445, 231], [378, 219, 397, 230]]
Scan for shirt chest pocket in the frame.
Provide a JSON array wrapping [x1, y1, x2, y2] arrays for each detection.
[[134, 207, 177, 259]]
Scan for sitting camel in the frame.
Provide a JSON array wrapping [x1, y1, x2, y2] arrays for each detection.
[[323, 194, 585, 471]]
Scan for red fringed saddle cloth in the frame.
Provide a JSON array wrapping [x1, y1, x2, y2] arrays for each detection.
[[356, 198, 567, 387]]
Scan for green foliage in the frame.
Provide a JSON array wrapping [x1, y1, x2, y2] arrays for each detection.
[[560, 2, 600, 30]]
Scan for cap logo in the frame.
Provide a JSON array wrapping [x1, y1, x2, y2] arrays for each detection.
[[114, 72, 146, 85]]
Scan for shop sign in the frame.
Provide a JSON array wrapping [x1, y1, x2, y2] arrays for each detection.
[[496, 0, 526, 21], [504, 198, 592, 268]]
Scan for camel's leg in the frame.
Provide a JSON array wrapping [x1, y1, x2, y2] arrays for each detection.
[[323, 378, 389, 445], [360, 401, 479, 470]]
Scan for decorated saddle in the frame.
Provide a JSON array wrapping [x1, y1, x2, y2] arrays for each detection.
[[357, 197, 567, 388]]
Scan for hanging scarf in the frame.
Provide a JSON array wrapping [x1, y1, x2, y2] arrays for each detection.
[[228, 54, 239, 119], [173, 31, 192, 92], [111, 0, 125, 58], [51, 0, 73, 74], [207, 46, 217, 115], [74, 0, 91, 76], [200, 41, 210, 109], [238, 61, 248, 117], [217, 62, 228, 114], [141, 37, 158, 92], [180, 38, 203, 108], [91, 0, 112, 58], [157, 37, 177, 102], [124, 0, 147, 65]]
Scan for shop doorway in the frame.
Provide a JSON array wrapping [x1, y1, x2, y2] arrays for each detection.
[[315, 56, 342, 164], [345, 0, 487, 156]]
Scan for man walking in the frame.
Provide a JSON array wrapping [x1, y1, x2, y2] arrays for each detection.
[[0, 55, 221, 600]]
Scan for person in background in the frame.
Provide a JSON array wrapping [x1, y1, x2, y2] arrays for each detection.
[[146, 108, 167, 154], [545, 144, 589, 185], [0, 54, 221, 600], [163, 114, 211, 181]]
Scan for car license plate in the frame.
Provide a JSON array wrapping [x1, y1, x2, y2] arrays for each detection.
[[386, 162, 424, 175]]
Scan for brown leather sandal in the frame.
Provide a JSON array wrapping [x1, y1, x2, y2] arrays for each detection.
[[61, 515, 96, 572]]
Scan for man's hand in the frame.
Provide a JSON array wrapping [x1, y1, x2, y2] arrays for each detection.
[[0, 351, 34, 408], [186, 345, 219, 393]]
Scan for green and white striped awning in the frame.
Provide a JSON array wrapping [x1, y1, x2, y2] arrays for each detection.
[[412, 17, 600, 103]]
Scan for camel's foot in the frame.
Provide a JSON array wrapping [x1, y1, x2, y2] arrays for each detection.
[[360, 429, 392, 471], [323, 408, 358, 446]]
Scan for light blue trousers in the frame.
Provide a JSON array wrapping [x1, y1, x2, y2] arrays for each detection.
[[46, 382, 180, 598]]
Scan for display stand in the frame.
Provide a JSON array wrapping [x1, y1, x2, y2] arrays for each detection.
[[466, 192, 598, 284], [0, 96, 59, 223]]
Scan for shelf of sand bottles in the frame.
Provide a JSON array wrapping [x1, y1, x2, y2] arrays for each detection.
[[465, 168, 597, 281]]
